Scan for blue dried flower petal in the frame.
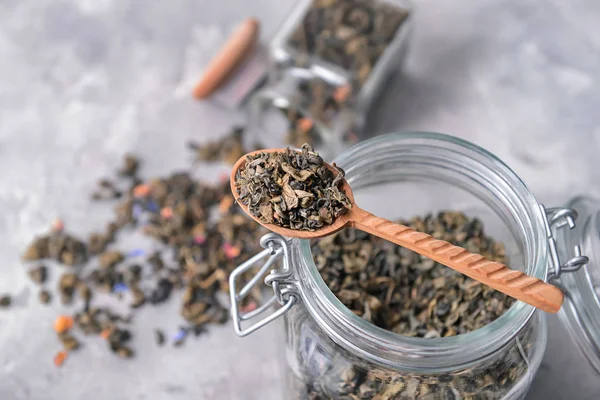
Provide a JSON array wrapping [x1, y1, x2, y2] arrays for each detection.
[[127, 249, 145, 258], [172, 328, 187, 342], [146, 201, 159, 213], [132, 203, 144, 219], [113, 282, 129, 293]]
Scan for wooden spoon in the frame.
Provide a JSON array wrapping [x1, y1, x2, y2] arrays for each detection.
[[230, 149, 564, 313]]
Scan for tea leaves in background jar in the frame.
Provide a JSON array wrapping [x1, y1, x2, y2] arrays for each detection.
[[288, 0, 410, 85], [283, 78, 356, 148], [280, 105, 322, 149], [295, 79, 353, 129], [235, 143, 352, 230]]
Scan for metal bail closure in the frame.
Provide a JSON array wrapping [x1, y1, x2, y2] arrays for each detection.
[[229, 233, 299, 337], [540, 204, 590, 280]]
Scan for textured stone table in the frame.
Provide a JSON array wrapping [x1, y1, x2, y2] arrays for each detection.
[[0, 0, 599, 399]]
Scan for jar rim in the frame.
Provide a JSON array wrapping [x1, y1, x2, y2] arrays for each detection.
[[295, 131, 549, 370]]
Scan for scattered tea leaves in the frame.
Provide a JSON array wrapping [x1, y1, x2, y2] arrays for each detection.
[[288, 0, 410, 86], [188, 126, 246, 165], [39, 290, 52, 305], [155, 329, 165, 346], [0, 295, 11, 308], [22, 233, 87, 266], [27, 265, 48, 285], [20, 137, 267, 363], [58, 332, 81, 351]]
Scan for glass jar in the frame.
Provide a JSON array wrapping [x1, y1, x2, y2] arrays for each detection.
[[244, 0, 413, 159], [229, 132, 593, 399], [554, 196, 600, 374]]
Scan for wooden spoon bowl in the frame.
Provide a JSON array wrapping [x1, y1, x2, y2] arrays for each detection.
[[230, 149, 564, 313], [231, 149, 356, 239]]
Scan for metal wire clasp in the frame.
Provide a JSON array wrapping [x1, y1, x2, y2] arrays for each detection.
[[541, 204, 590, 280], [229, 233, 299, 337]]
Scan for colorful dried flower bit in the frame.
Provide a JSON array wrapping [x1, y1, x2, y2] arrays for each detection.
[[51, 219, 64, 233], [346, 132, 359, 144], [219, 196, 234, 214], [112, 282, 129, 293], [298, 117, 314, 133], [222, 242, 241, 260], [160, 207, 173, 219], [193, 235, 206, 245], [127, 249, 145, 258], [173, 328, 187, 342], [241, 300, 258, 313], [146, 201, 159, 213], [54, 350, 68, 367], [333, 84, 352, 103], [132, 203, 144, 220], [100, 329, 112, 340], [133, 184, 150, 198], [54, 315, 74, 333], [172, 328, 188, 347]]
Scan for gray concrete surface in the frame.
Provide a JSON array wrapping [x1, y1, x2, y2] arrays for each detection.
[[0, 0, 599, 399]]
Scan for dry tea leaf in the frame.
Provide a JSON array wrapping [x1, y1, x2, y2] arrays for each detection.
[[314, 211, 514, 337], [27, 265, 48, 285], [235, 144, 351, 231], [0, 295, 11, 308]]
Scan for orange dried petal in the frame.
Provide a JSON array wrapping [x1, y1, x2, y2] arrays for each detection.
[[160, 207, 173, 219], [100, 329, 111, 339], [54, 315, 74, 333], [241, 301, 258, 313], [219, 196, 234, 214], [333, 85, 351, 103], [297, 118, 314, 133], [133, 184, 150, 198], [223, 243, 241, 260], [54, 351, 68, 367], [347, 132, 359, 143], [52, 219, 64, 233]]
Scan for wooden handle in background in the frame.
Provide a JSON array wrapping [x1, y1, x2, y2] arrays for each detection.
[[349, 207, 564, 313], [193, 18, 260, 99]]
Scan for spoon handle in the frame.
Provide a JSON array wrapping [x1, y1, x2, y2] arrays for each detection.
[[349, 207, 563, 313]]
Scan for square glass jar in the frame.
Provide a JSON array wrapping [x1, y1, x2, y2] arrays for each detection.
[[244, 0, 413, 156]]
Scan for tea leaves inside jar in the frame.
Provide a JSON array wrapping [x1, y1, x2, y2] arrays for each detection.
[[313, 211, 515, 337], [288, 0, 410, 86], [291, 211, 527, 399]]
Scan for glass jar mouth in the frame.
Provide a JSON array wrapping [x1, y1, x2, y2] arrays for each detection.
[[295, 131, 549, 370]]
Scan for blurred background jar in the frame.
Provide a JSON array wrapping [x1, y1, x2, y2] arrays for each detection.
[[244, 0, 414, 159]]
